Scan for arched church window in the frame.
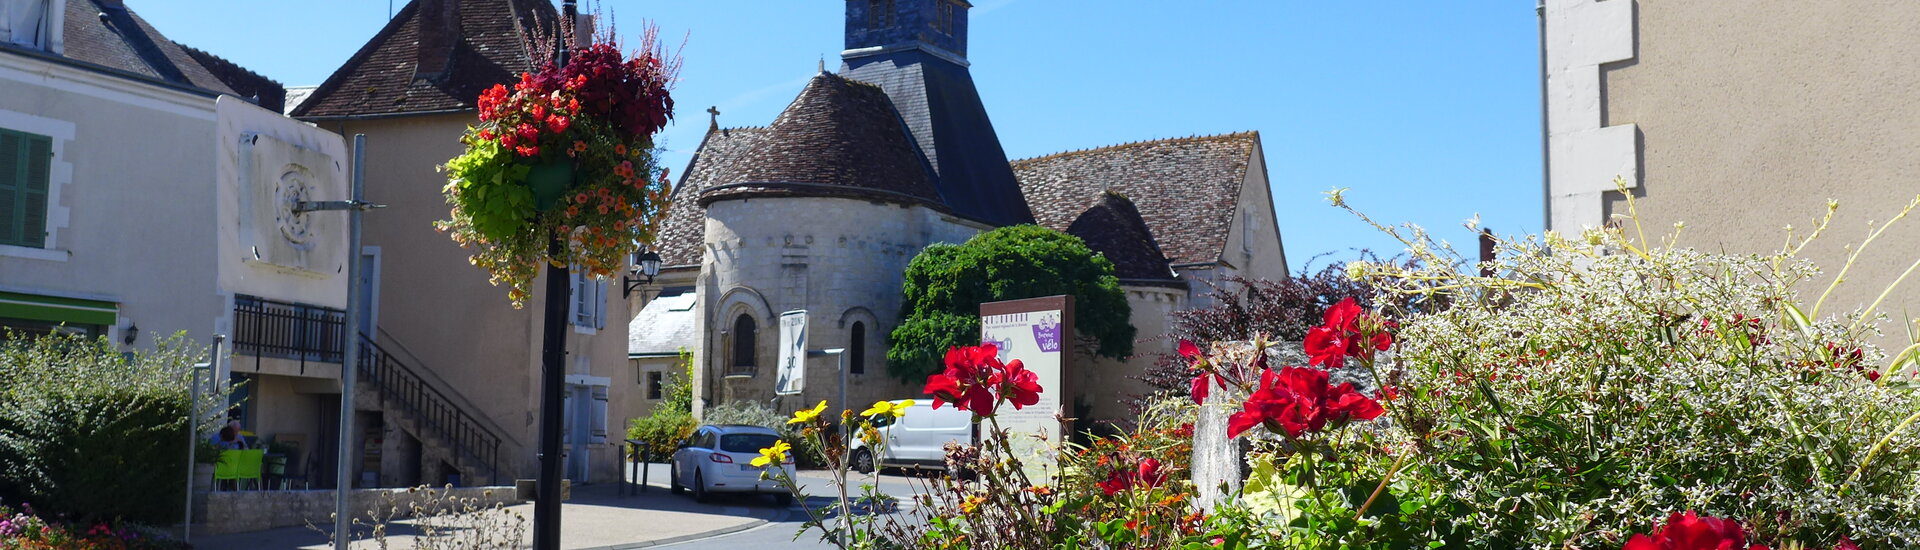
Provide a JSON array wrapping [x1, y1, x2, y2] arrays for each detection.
[[850, 322, 867, 375], [731, 314, 757, 374]]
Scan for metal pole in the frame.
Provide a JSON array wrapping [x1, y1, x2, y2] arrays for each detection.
[[334, 134, 367, 550], [535, 5, 577, 549], [181, 335, 222, 542]]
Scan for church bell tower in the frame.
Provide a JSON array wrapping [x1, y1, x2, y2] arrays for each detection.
[[839, 0, 1034, 227]]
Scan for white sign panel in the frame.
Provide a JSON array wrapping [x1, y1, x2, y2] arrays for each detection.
[[776, 310, 807, 396], [979, 296, 1072, 478]]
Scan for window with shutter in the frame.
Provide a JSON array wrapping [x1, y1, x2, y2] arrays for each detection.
[[570, 270, 607, 328], [1, 128, 54, 248], [589, 385, 609, 444]]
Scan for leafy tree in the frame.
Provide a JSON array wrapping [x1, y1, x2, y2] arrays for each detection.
[[887, 225, 1135, 381], [625, 350, 695, 459]]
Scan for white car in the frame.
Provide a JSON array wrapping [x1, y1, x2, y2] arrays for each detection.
[[670, 424, 796, 504], [850, 400, 974, 474]]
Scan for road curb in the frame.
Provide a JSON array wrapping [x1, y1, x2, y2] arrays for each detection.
[[576, 506, 789, 549]]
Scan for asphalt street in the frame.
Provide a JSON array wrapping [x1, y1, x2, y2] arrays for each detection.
[[634, 463, 941, 549]]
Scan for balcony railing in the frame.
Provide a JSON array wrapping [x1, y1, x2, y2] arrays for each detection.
[[233, 295, 345, 370]]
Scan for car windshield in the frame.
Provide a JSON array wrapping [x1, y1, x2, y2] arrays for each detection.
[[719, 433, 781, 453]]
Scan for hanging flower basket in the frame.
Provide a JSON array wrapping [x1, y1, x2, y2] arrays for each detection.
[[438, 28, 680, 307]]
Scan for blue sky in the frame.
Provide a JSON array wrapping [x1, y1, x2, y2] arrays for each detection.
[[139, 1, 1541, 273]]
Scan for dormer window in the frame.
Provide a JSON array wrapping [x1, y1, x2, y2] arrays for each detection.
[[1, 0, 56, 50], [867, 0, 895, 29]]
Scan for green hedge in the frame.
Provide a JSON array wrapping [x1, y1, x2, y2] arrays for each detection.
[[0, 332, 222, 524]]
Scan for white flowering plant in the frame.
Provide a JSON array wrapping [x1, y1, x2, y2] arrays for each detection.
[[1193, 188, 1920, 549]]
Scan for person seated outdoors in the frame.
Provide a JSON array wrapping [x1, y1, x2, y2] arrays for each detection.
[[211, 420, 250, 450]]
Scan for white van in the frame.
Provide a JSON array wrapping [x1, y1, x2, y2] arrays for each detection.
[[850, 399, 974, 473]]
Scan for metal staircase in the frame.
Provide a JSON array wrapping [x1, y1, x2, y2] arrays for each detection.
[[233, 295, 504, 485]]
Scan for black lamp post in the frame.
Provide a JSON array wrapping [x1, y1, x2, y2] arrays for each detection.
[[533, 2, 578, 549], [622, 250, 662, 299]]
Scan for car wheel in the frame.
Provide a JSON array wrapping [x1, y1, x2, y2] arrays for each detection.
[[773, 492, 793, 507], [692, 470, 712, 503], [670, 463, 685, 495], [852, 448, 875, 475]]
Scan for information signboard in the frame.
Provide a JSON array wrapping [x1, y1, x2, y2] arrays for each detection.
[[979, 295, 1074, 476]]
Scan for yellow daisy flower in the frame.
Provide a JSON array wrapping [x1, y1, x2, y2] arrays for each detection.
[[751, 440, 791, 467], [788, 400, 829, 425], [859, 399, 915, 418]]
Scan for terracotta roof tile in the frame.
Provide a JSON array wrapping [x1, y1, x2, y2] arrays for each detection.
[[293, 0, 554, 118], [1063, 192, 1176, 282], [697, 73, 943, 209], [654, 126, 771, 266], [1012, 132, 1260, 266]]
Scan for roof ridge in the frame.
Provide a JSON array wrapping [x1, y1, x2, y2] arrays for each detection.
[[171, 42, 280, 86], [1009, 130, 1260, 167]]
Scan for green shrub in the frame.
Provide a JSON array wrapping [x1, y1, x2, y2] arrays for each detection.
[[888, 225, 1135, 381], [626, 352, 694, 461], [0, 332, 225, 524]]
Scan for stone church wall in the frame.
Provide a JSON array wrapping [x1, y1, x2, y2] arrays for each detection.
[[697, 196, 988, 416]]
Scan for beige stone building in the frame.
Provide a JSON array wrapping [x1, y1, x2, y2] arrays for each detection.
[[291, 0, 633, 485], [641, 0, 1289, 426], [1544, 1, 1920, 340]]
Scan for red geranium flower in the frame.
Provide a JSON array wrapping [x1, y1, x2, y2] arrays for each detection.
[[1304, 297, 1393, 368], [1623, 511, 1767, 550], [1178, 339, 1225, 405], [1097, 457, 1166, 495], [515, 123, 540, 141], [998, 359, 1042, 410], [1227, 366, 1384, 439], [924, 344, 1006, 414]]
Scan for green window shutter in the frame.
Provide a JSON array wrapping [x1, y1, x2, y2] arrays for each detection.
[[0, 131, 18, 246], [22, 133, 49, 248], [0, 129, 52, 248]]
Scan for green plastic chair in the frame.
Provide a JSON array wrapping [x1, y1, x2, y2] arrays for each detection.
[[214, 449, 265, 490]]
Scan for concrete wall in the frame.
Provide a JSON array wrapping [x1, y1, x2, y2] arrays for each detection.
[[697, 196, 985, 416], [1077, 284, 1186, 423], [314, 114, 634, 484], [203, 486, 522, 535], [0, 52, 222, 349], [1567, 2, 1920, 342], [1222, 140, 1289, 282]]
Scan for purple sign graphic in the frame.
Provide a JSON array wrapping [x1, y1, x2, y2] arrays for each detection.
[[1031, 315, 1062, 353]]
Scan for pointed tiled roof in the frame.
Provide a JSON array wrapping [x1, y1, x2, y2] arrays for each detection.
[[697, 73, 944, 209], [654, 126, 771, 267], [842, 49, 1035, 226], [30, 0, 237, 96], [292, 0, 555, 118], [1012, 132, 1261, 267], [1062, 192, 1177, 283]]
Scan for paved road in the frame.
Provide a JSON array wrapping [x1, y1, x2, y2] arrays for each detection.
[[637, 464, 941, 549]]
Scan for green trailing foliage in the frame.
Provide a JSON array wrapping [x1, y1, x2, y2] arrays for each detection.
[[0, 331, 227, 524], [887, 225, 1135, 381]]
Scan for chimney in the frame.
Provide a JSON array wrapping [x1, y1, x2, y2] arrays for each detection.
[[1478, 228, 1496, 278], [414, 0, 460, 81]]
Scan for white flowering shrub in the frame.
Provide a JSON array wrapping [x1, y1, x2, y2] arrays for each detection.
[[1338, 195, 1920, 548]]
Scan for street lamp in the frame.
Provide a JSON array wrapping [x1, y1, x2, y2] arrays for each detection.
[[622, 250, 661, 299]]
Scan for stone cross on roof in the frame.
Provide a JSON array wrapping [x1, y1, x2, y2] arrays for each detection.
[[707, 106, 720, 132]]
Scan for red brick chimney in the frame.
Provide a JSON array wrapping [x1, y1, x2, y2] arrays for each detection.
[[414, 0, 460, 81]]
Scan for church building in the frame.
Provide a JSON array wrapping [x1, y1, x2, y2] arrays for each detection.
[[631, 0, 1288, 424]]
